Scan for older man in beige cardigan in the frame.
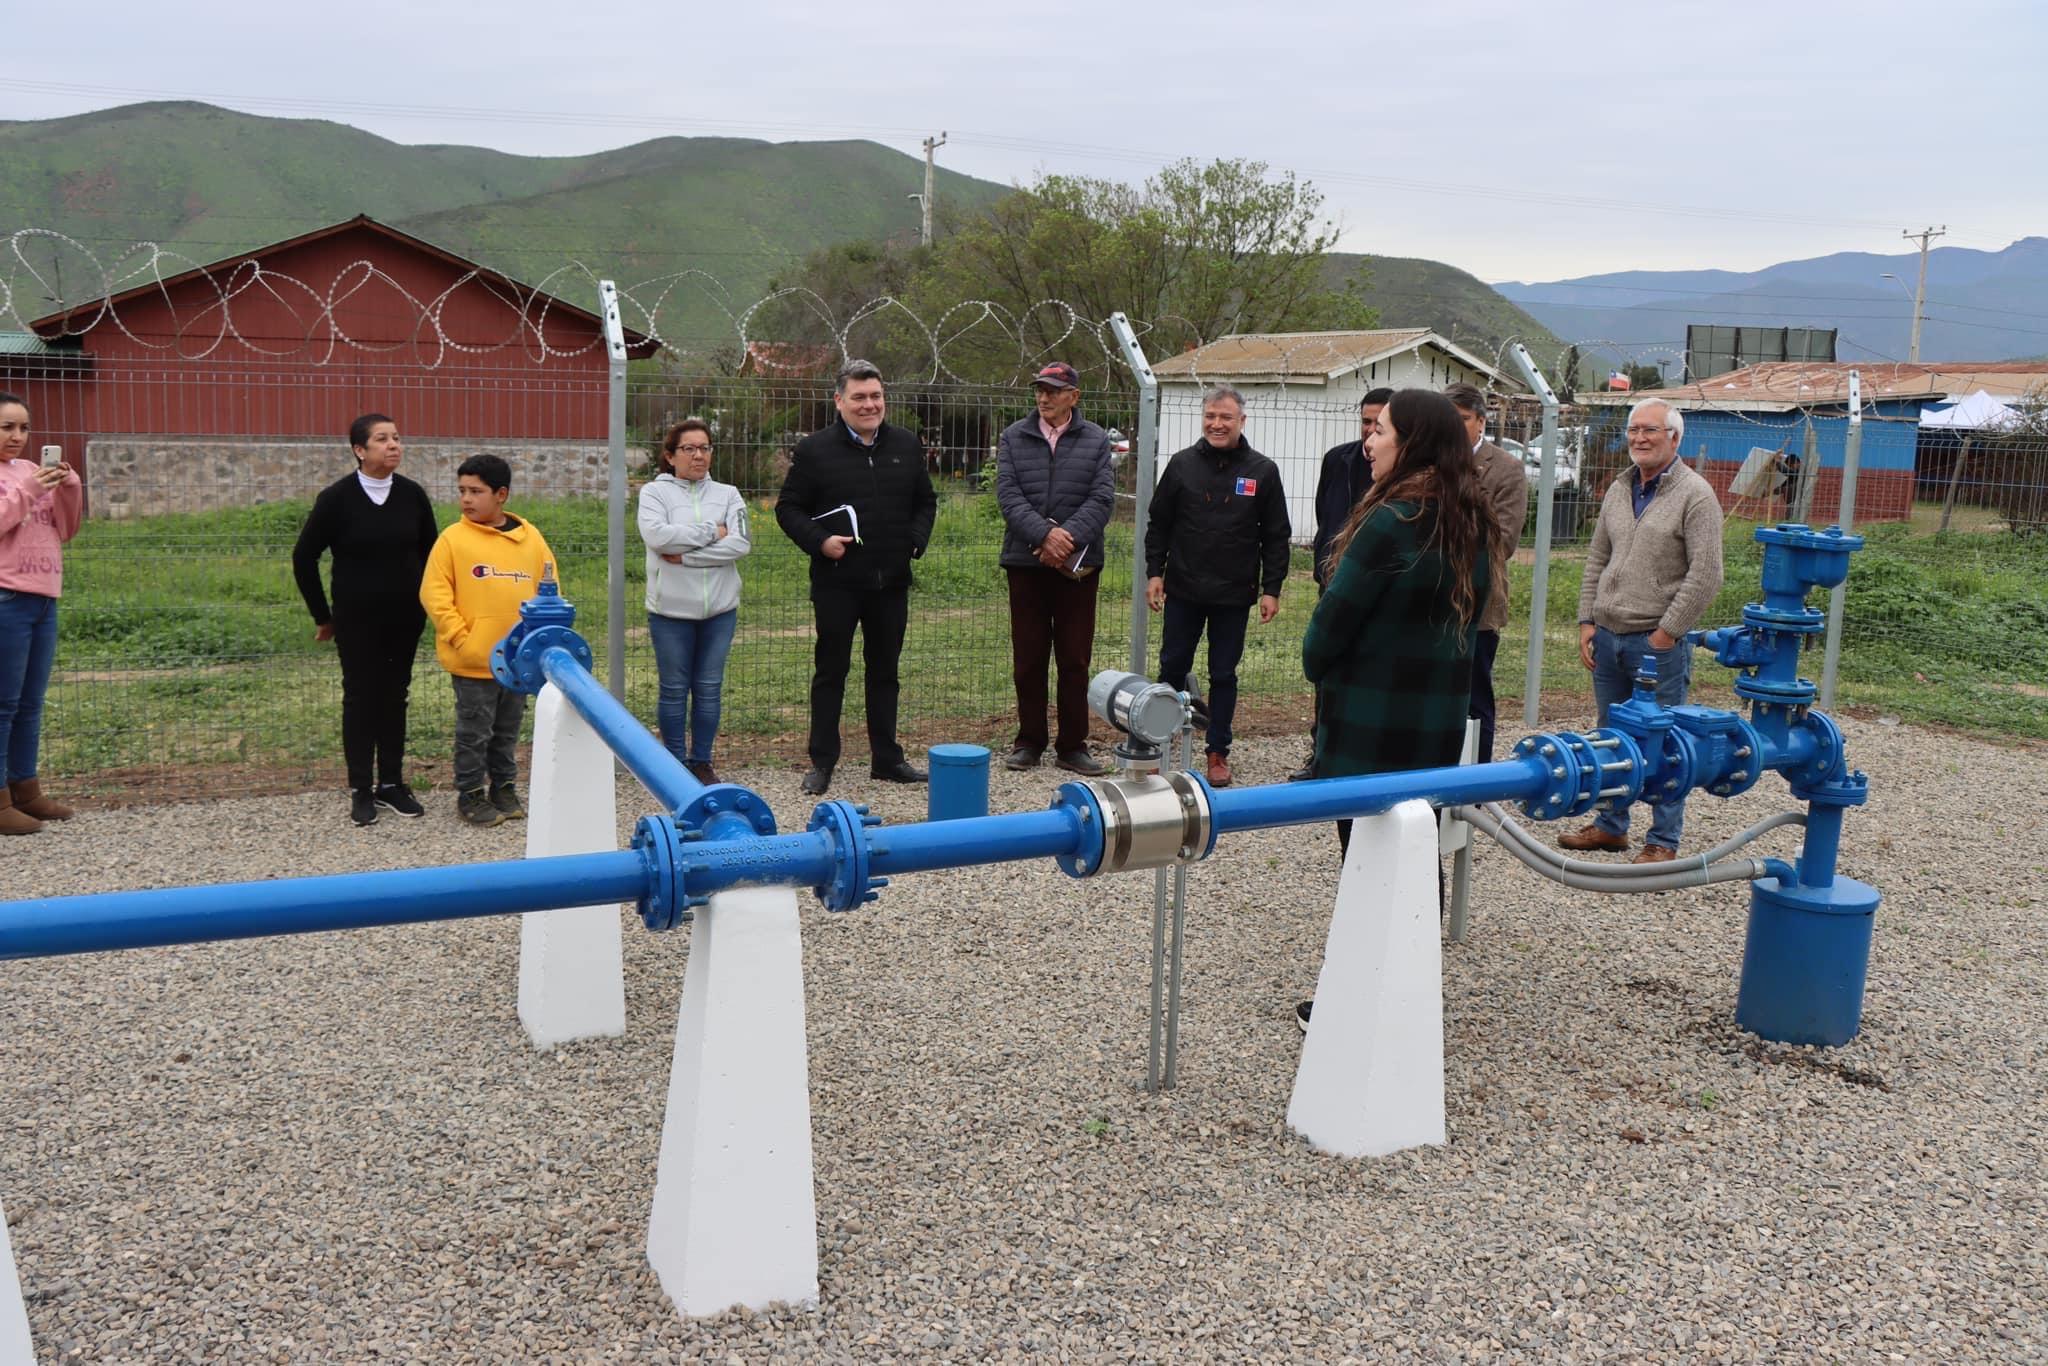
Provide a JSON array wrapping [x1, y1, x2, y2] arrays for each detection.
[[1560, 397, 1724, 863]]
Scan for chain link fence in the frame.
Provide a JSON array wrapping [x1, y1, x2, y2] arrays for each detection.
[[6, 247, 2045, 797]]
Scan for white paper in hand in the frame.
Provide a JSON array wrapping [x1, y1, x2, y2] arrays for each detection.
[[811, 503, 861, 543]]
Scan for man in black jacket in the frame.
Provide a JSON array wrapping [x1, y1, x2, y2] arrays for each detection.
[[775, 360, 939, 794], [994, 361, 1116, 775], [1144, 385, 1292, 787], [1289, 386, 1393, 780]]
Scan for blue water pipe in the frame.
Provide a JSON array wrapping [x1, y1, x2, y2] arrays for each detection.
[[0, 525, 1880, 1045]]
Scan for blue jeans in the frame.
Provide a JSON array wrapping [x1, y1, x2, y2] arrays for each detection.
[[0, 588, 59, 787], [648, 609, 738, 764], [1591, 625, 1691, 849]]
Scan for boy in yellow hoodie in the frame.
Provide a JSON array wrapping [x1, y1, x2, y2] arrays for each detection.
[[420, 454, 556, 827]]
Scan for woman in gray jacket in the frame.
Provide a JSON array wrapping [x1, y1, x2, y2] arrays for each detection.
[[638, 419, 751, 782]]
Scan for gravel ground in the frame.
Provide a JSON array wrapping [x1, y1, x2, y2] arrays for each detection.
[[2, 713, 2045, 1363]]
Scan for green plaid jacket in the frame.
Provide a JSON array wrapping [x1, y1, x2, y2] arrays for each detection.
[[1302, 500, 1485, 779]]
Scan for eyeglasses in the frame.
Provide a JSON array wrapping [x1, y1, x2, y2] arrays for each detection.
[[673, 443, 713, 454], [1624, 425, 1671, 438]]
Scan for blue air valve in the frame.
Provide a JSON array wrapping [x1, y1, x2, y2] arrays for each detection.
[[494, 563, 593, 694], [1687, 524, 1865, 712]]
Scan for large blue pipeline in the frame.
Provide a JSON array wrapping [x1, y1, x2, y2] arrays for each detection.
[[0, 525, 1881, 1045]]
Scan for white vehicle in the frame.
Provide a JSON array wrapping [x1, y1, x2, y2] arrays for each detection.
[[1105, 426, 1132, 466], [1502, 436, 1581, 488]]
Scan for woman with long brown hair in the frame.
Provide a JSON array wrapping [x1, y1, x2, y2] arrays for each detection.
[[1295, 387, 1500, 1028]]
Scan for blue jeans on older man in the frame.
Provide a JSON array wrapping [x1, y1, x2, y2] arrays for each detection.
[[1590, 624, 1692, 851], [648, 608, 738, 765]]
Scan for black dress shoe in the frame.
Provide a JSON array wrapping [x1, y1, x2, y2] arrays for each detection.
[[1286, 760, 1316, 782], [800, 765, 833, 795], [870, 759, 928, 783], [1003, 746, 1042, 771], [1053, 749, 1107, 776]]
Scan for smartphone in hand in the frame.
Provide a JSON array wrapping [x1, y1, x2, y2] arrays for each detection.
[[39, 445, 62, 467]]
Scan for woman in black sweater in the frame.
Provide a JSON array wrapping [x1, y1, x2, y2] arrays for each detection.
[[292, 413, 440, 826]]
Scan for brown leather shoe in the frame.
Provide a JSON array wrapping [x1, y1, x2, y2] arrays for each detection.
[[1558, 823, 1628, 853], [1205, 750, 1234, 787], [1632, 844, 1678, 864], [10, 778, 72, 821]]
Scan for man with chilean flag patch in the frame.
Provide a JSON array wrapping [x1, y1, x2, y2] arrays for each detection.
[[1143, 384, 1291, 787]]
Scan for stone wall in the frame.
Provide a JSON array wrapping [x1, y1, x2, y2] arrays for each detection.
[[83, 438, 653, 519]]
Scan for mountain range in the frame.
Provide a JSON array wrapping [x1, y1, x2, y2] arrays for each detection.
[[1498, 238, 2048, 373], [0, 101, 1559, 359]]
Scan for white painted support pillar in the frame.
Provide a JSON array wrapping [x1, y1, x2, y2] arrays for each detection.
[[1287, 799, 1446, 1157], [1, 1196, 33, 1364], [518, 683, 627, 1049], [646, 885, 819, 1316]]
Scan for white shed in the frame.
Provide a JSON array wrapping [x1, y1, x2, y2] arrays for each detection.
[[1148, 329, 1522, 543]]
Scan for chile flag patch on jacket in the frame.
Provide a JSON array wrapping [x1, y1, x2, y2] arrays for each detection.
[[1234, 477, 1257, 496]]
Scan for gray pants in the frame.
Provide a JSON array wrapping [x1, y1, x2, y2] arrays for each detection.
[[451, 675, 525, 793]]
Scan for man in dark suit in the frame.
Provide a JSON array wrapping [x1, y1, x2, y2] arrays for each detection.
[[1445, 383, 1532, 762], [775, 360, 938, 795], [1289, 386, 1393, 781], [994, 361, 1116, 775]]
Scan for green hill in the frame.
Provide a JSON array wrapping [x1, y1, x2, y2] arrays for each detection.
[[1327, 252, 1564, 372], [2, 102, 1558, 365]]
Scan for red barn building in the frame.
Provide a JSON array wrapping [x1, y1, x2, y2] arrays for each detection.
[[5, 215, 652, 516]]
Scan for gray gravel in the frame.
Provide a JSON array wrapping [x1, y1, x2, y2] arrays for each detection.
[[3, 712, 2045, 1362]]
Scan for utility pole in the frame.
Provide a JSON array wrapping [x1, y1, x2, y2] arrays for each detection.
[[919, 132, 948, 246], [1901, 224, 1945, 364]]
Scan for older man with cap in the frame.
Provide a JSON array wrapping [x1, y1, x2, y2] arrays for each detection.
[[993, 361, 1116, 775]]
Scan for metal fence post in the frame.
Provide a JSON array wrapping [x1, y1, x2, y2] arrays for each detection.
[[600, 280, 629, 701], [1508, 344, 1559, 729], [1108, 313, 1159, 675], [1820, 370, 1860, 709]]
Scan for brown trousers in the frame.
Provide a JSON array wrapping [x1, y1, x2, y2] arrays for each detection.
[[1005, 565, 1100, 754]]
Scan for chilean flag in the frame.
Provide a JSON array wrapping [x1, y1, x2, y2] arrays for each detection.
[[1234, 477, 1257, 496]]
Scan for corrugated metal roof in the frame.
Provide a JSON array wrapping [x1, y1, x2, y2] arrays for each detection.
[[0, 331, 64, 356], [1149, 329, 1434, 381], [1590, 361, 2048, 411]]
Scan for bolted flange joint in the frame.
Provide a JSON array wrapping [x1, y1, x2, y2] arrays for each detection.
[[631, 813, 693, 930], [1513, 728, 1644, 820], [806, 799, 878, 912], [675, 783, 778, 841]]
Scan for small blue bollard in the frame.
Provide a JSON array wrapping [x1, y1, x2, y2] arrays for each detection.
[[927, 744, 991, 822], [1735, 875, 1882, 1046]]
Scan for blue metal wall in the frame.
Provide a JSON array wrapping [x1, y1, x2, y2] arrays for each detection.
[[1678, 403, 1919, 473]]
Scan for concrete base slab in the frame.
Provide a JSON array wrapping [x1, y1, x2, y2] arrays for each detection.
[[1, 1195, 33, 1364]]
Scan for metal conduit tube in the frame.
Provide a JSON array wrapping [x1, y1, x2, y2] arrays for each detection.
[[1206, 757, 1547, 836], [865, 806, 1088, 878], [1456, 805, 1779, 893], [540, 644, 704, 812], [0, 849, 653, 961], [1457, 804, 1807, 878]]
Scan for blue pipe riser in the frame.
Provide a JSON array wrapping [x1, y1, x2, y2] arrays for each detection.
[[0, 850, 652, 961], [1735, 874, 1881, 1046], [539, 645, 704, 812], [865, 806, 1090, 878], [1207, 758, 1548, 835]]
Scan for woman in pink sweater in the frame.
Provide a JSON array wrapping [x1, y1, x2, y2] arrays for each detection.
[[0, 392, 84, 834]]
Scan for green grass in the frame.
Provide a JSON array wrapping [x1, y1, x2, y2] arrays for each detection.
[[36, 492, 2048, 789]]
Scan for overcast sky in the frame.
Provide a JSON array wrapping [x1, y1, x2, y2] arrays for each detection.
[[10, 0, 2045, 283]]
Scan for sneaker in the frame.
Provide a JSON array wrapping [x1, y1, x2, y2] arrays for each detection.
[[350, 789, 378, 827], [374, 783, 425, 818], [1294, 1000, 1313, 1033], [458, 788, 506, 827], [489, 783, 526, 819]]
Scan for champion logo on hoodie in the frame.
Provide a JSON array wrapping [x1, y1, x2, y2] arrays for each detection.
[[470, 565, 535, 582]]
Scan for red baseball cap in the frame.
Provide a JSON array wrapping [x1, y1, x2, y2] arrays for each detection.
[[1032, 362, 1079, 391]]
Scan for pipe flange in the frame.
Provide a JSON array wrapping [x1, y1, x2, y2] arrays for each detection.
[[675, 783, 778, 839], [1049, 782, 1108, 877], [1512, 730, 1608, 819], [806, 799, 877, 912], [631, 814, 691, 930], [1064, 770, 1212, 876], [493, 623, 593, 694]]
